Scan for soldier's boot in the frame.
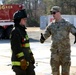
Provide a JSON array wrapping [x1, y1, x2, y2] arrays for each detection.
[[62, 72, 69, 75], [53, 72, 60, 75]]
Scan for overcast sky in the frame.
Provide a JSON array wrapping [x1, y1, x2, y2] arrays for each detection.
[[0, 0, 2, 4]]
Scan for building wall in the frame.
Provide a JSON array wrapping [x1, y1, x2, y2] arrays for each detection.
[[40, 15, 76, 29]]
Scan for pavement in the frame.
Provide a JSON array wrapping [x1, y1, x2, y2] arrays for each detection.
[[0, 27, 76, 75]]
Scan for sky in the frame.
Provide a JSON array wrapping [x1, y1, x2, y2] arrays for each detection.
[[0, 0, 3, 4]]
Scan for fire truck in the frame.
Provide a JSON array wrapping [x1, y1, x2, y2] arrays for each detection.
[[0, 4, 24, 39]]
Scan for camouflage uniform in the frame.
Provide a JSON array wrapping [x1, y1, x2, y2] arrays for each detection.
[[43, 19, 76, 75]]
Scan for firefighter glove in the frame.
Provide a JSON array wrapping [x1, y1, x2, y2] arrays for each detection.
[[20, 59, 29, 70], [40, 33, 45, 43]]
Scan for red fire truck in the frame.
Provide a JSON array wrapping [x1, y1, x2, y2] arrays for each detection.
[[0, 4, 24, 39]]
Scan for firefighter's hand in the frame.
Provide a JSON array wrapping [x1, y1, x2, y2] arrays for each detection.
[[40, 33, 45, 43], [20, 59, 28, 70]]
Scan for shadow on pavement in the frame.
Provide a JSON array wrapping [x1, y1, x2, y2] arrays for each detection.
[[29, 38, 39, 42], [0, 38, 39, 44], [0, 39, 10, 44]]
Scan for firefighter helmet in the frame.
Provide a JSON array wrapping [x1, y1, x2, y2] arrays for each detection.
[[13, 9, 27, 20]]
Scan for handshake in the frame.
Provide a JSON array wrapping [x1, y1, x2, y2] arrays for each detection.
[[40, 33, 45, 43]]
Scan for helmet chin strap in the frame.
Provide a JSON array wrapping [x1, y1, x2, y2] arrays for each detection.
[[19, 23, 26, 28]]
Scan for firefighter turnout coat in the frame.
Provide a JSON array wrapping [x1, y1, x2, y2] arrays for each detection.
[[10, 24, 35, 69]]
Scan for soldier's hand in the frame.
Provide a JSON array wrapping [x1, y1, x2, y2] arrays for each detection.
[[20, 59, 29, 70], [40, 33, 45, 43], [74, 33, 76, 44], [74, 40, 76, 44]]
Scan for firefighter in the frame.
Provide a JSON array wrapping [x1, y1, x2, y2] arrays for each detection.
[[10, 9, 35, 75], [40, 6, 76, 75]]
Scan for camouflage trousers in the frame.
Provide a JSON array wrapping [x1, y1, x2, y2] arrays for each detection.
[[50, 52, 71, 75]]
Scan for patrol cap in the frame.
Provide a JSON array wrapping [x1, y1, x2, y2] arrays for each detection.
[[50, 6, 61, 12], [13, 9, 27, 20]]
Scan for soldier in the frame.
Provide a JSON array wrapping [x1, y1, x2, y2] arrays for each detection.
[[40, 6, 76, 75], [10, 9, 35, 75]]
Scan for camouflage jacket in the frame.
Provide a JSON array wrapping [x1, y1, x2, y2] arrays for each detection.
[[43, 19, 76, 53]]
